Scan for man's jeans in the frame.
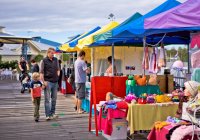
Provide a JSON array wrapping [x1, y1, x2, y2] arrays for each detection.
[[44, 82, 58, 117]]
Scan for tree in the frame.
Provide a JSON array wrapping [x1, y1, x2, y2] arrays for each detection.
[[34, 54, 44, 62], [61, 53, 69, 61]]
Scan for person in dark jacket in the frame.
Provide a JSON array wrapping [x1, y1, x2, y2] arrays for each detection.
[[31, 59, 39, 73], [40, 48, 60, 120], [18, 56, 29, 82]]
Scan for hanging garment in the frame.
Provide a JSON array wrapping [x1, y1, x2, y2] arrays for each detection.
[[142, 46, 149, 70], [191, 68, 200, 83], [149, 47, 159, 73], [191, 49, 200, 68], [191, 32, 200, 48], [158, 44, 166, 67]]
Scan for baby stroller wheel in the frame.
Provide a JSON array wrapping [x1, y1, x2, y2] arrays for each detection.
[[21, 87, 25, 94]]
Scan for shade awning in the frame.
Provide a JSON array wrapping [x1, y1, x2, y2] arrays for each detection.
[[0, 36, 32, 44], [77, 21, 119, 49], [112, 0, 181, 38], [69, 26, 101, 47], [144, 0, 200, 30], [93, 12, 142, 43]]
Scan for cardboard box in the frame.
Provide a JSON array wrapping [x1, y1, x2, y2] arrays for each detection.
[[102, 118, 127, 140]]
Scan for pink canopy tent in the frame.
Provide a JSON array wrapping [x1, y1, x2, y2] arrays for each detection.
[[144, 0, 200, 29]]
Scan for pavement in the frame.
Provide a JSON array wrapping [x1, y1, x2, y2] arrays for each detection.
[[0, 79, 148, 140]]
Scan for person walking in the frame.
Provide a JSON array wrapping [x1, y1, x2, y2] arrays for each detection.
[[30, 59, 39, 73], [18, 56, 29, 82], [40, 48, 60, 120], [30, 72, 44, 122], [74, 50, 89, 114], [18, 56, 29, 74]]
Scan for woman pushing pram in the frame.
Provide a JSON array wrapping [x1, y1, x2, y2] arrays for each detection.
[[18, 56, 30, 93], [20, 73, 31, 93]]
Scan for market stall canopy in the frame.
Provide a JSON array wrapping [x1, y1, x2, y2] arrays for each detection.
[[144, 0, 200, 35], [60, 44, 81, 52], [93, 12, 142, 43], [60, 26, 101, 51], [112, 0, 181, 38], [90, 32, 190, 46], [59, 35, 81, 51], [65, 34, 81, 43], [69, 26, 101, 47], [77, 21, 119, 49]]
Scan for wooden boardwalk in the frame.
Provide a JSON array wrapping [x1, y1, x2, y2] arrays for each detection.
[[0, 80, 105, 140]]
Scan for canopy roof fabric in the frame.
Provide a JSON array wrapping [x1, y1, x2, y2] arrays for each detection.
[[145, 0, 200, 30], [59, 35, 80, 51], [77, 21, 119, 49], [112, 0, 181, 38], [94, 12, 142, 43], [89, 32, 190, 47], [69, 26, 101, 47], [65, 34, 81, 43], [60, 26, 101, 51]]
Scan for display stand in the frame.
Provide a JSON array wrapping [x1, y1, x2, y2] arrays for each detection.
[[88, 76, 127, 136]]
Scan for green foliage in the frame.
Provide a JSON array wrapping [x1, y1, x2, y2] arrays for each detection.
[[0, 60, 18, 69], [34, 54, 44, 62], [166, 47, 188, 62], [0, 55, 2, 62], [62, 53, 69, 61]]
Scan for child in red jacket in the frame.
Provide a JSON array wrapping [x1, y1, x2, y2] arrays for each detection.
[[30, 72, 44, 122]]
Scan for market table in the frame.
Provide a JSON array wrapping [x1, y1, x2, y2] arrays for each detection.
[[126, 85, 162, 97], [127, 103, 178, 134]]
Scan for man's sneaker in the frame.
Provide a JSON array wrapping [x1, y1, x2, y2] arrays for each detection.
[[51, 114, 58, 119], [46, 116, 51, 121]]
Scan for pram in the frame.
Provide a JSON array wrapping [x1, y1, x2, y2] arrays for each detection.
[[19, 73, 31, 93]]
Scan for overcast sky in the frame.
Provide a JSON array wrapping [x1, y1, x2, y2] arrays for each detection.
[[0, 0, 186, 43]]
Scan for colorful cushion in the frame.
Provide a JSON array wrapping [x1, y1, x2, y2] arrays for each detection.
[[137, 75, 147, 86], [148, 74, 157, 85]]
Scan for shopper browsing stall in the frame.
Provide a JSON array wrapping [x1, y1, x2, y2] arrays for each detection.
[[74, 50, 89, 114]]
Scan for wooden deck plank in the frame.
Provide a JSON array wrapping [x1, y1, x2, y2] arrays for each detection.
[[0, 80, 105, 140]]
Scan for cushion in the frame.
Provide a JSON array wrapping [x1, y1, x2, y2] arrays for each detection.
[[136, 75, 147, 86], [148, 74, 157, 85]]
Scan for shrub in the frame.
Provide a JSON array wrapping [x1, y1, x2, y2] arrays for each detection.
[[34, 54, 44, 62]]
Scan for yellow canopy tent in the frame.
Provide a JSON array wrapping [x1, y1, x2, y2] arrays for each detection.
[[77, 21, 119, 49], [59, 44, 81, 52]]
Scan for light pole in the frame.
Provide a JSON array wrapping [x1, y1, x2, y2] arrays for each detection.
[[108, 13, 115, 21], [108, 13, 115, 75]]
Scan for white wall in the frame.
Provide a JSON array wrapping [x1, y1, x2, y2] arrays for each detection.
[[1, 55, 20, 62], [93, 47, 151, 76]]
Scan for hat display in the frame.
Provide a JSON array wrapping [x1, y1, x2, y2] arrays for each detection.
[[184, 81, 200, 97]]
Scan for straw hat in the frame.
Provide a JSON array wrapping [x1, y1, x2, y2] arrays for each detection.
[[184, 81, 200, 97]]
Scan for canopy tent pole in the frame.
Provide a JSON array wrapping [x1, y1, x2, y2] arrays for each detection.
[[112, 43, 115, 76], [91, 48, 94, 77], [187, 43, 190, 74], [21, 39, 28, 60], [143, 37, 146, 75]]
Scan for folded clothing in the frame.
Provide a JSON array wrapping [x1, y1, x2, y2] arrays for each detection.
[[116, 101, 128, 110]]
